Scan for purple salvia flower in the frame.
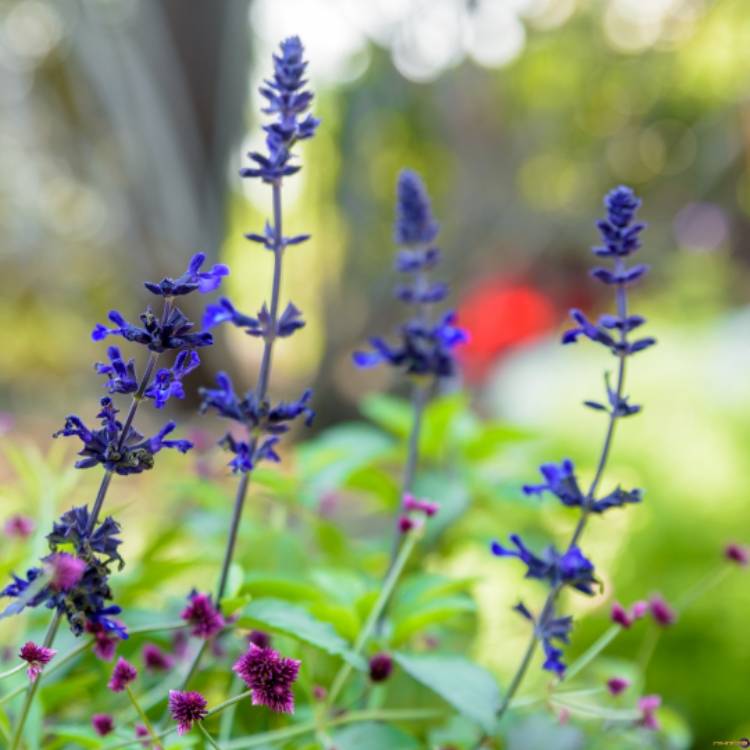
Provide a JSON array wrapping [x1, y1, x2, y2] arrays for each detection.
[[144, 252, 229, 297], [491, 187, 654, 683], [95, 346, 138, 395], [108, 657, 137, 692], [180, 591, 224, 638], [18, 642, 56, 682], [143, 349, 201, 409], [354, 171, 467, 379], [54, 398, 192, 475], [168, 690, 208, 735], [394, 169, 439, 246], [233, 643, 301, 714], [92, 713, 115, 736], [240, 36, 319, 184]]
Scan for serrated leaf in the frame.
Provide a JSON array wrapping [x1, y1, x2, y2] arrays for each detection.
[[395, 652, 501, 732], [330, 722, 419, 750], [237, 598, 365, 669]]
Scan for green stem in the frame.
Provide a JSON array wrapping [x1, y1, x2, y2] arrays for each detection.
[[219, 673, 242, 742], [676, 565, 730, 611], [0, 664, 26, 682], [198, 721, 223, 750], [103, 704, 440, 750], [637, 624, 661, 673], [326, 529, 420, 708], [9, 612, 62, 749], [563, 625, 620, 682], [126, 621, 187, 636], [126, 685, 161, 750]]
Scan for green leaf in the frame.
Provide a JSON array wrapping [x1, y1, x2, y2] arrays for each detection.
[[308, 600, 361, 642], [421, 392, 470, 460], [237, 598, 366, 669], [241, 575, 326, 603], [461, 422, 532, 462], [413, 472, 471, 540], [394, 652, 501, 732], [393, 573, 477, 609], [296, 423, 393, 503], [391, 596, 476, 645], [330, 722, 419, 750], [360, 393, 413, 438], [506, 714, 585, 750]]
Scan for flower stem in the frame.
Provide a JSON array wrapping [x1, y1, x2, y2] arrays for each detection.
[[102, 703, 441, 750], [0, 664, 26, 682], [483, 346, 629, 746], [216, 472, 251, 603], [182, 185, 286, 695], [8, 610, 62, 749], [562, 625, 620, 683], [126, 685, 162, 750], [9, 302, 171, 749], [198, 721, 224, 749], [326, 528, 420, 709], [385, 381, 428, 572]]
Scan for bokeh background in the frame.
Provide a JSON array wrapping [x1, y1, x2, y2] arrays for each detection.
[[1, 0, 749, 747]]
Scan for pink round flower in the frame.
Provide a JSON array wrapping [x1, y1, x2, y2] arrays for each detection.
[[86, 620, 120, 661], [610, 601, 632, 628], [168, 690, 208, 735], [402, 493, 440, 517], [47, 552, 86, 591], [233, 644, 301, 714], [248, 630, 271, 649], [606, 676, 630, 696], [180, 592, 224, 639], [18, 642, 56, 682], [4, 515, 35, 539], [142, 643, 174, 672], [92, 713, 115, 736], [638, 694, 662, 730], [368, 652, 393, 682], [108, 657, 137, 692], [725, 542, 749, 567], [649, 595, 676, 627]]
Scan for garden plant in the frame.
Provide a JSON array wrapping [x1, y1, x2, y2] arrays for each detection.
[[0, 33, 747, 750]]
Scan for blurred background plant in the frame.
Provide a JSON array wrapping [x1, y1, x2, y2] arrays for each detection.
[[0, 0, 749, 748]]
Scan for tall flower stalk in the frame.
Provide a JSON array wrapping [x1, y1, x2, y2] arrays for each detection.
[[354, 170, 467, 574], [183, 36, 319, 684], [488, 187, 655, 732], [2, 254, 226, 748]]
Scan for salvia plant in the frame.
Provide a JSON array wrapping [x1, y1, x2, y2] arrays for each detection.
[[0, 251, 227, 747], [0, 34, 747, 750]]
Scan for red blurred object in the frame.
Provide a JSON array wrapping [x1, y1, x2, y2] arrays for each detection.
[[457, 279, 559, 381]]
